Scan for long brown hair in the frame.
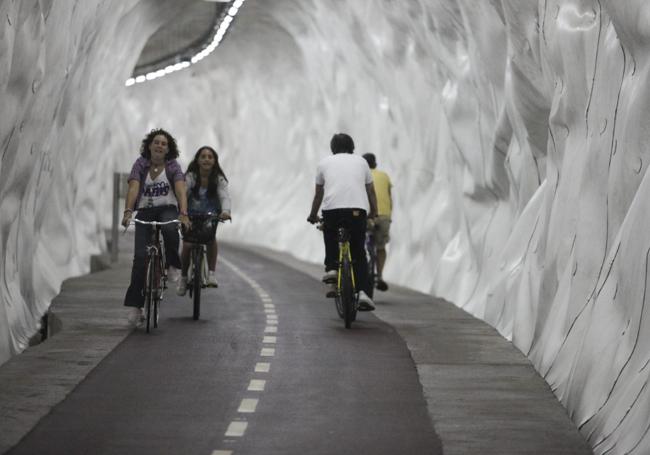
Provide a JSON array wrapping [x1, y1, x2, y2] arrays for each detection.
[[186, 146, 228, 200]]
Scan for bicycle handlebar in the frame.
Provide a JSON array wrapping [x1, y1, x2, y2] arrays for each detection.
[[123, 218, 182, 233], [130, 219, 181, 226]]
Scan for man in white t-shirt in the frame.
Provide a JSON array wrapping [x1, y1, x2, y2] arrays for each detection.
[[307, 133, 378, 310]]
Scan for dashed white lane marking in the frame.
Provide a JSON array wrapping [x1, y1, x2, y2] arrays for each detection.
[[248, 379, 266, 391], [238, 398, 259, 413], [225, 421, 248, 437], [220, 257, 279, 453], [255, 362, 271, 373]]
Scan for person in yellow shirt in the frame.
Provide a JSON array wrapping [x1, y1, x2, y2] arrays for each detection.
[[363, 153, 392, 291]]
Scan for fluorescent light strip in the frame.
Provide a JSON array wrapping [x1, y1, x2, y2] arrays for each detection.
[[125, 0, 246, 86]]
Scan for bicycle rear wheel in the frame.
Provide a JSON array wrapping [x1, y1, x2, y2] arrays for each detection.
[[192, 247, 202, 320], [334, 281, 345, 320], [341, 255, 356, 329]]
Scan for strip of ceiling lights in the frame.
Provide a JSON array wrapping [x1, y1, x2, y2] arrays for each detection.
[[125, 0, 246, 87]]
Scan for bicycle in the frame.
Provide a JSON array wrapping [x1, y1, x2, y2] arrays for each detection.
[[129, 218, 180, 332], [182, 213, 222, 320], [365, 220, 378, 299], [318, 220, 359, 329]]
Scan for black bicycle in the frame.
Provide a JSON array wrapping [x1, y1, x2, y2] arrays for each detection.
[[182, 213, 221, 320], [130, 218, 180, 332]]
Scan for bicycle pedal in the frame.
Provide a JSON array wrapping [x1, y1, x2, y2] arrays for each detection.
[[357, 302, 375, 312]]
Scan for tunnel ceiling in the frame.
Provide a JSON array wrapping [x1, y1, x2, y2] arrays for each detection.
[[133, 0, 229, 75]]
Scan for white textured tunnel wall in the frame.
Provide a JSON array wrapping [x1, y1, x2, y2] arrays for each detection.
[[2, 0, 650, 452]]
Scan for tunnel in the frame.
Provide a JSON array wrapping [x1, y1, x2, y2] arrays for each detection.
[[1, 1, 649, 454]]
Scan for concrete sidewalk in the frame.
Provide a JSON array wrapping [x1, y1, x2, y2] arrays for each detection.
[[0, 237, 135, 454], [0, 239, 593, 455]]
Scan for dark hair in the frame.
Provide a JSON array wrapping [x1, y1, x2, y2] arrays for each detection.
[[186, 146, 228, 200], [330, 133, 355, 154], [139, 128, 180, 160], [363, 153, 376, 169]]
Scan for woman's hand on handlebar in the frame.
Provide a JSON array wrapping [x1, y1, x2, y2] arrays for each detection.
[[179, 213, 191, 230], [121, 211, 133, 228]]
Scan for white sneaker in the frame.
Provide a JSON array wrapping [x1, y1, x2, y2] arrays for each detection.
[[127, 307, 144, 325], [207, 271, 219, 288], [177, 277, 187, 296], [357, 291, 375, 311], [167, 266, 181, 283], [322, 270, 337, 283]]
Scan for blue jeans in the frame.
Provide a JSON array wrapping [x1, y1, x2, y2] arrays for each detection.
[[124, 205, 181, 308]]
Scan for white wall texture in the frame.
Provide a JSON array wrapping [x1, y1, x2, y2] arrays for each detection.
[[2, 0, 650, 452]]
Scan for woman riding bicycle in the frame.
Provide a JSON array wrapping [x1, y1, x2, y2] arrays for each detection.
[[121, 128, 190, 325], [177, 146, 231, 295]]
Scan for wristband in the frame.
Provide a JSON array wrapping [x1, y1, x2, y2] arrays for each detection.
[[179, 211, 188, 216], [124, 208, 133, 214]]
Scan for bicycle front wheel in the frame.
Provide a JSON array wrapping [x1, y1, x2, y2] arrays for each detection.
[[153, 254, 162, 328], [144, 255, 155, 333], [192, 247, 202, 320]]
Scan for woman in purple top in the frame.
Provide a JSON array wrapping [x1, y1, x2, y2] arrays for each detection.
[[121, 128, 190, 325]]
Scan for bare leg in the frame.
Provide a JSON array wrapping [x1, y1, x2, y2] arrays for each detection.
[[207, 239, 218, 271], [377, 248, 387, 278], [180, 242, 191, 276]]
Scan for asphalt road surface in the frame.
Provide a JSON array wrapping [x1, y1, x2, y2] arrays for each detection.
[[7, 244, 442, 455]]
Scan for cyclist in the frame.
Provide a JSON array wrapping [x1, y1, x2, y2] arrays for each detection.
[[177, 146, 231, 295], [121, 128, 190, 325], [307, 133, 378, 310], [362, 153, 392, 291]]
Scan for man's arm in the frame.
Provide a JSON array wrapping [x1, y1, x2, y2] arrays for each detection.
[[366, 183, 378, 219], [307, 184, 324, 223]]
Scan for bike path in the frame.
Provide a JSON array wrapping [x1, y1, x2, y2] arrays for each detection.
[[230, 243, 593, 455], [0, 238, 592, 454], [1, 238, 441, 455]]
